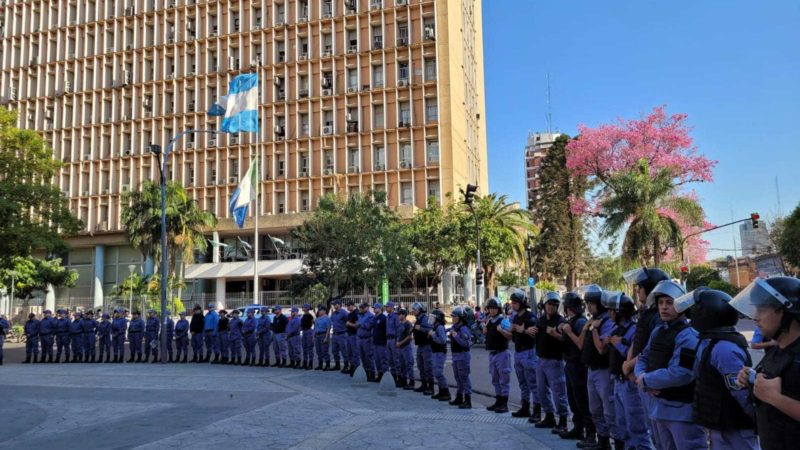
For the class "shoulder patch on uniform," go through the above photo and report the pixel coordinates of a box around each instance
[724,373,743,390]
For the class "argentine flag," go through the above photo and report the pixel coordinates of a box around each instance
[229,155,258,228]
[209,73,259,133]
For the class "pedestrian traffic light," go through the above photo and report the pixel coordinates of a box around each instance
[751,212,760,229]
[464,184,478,206]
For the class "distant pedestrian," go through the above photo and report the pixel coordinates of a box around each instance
[329,299,348,372]
[0,314,9,365]
[411,302,433,394]
[243,309,258,366]
[111,308,127,363]
[203,303,220,363]
[486,298,512,413]
[286,306,302,368]
[385,302,401,384]
[228,310,244,365]
[429,309,450,401]
[372,303,388,382]
[144,309,160,363]
[257,307,273,367]
[217,310,230,364]
[301,304,315,370]
[356,302,376,380]
[69,311,84,362]
[55,309,71,363]
[345,301,360,375]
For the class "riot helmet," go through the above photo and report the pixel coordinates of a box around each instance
[623,267,671,295]
[562,292,584,313]
[647,280,687,307]
[674,288,738,332]
[510,289,529,309]
[544,291,561,305]
[603,291,636,320]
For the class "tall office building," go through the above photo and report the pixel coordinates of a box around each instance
[740,221,771,257]
[0,0,488,306]
[524,131,559,214]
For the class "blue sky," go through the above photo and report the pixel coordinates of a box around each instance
[482,0,800,260]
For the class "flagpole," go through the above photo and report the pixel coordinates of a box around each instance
[253,71,261,306]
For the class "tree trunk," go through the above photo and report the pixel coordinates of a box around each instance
[653,238,661,266]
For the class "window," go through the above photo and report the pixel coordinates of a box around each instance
[277,155,285,176]
[373,146,385,170]
[372,65,384,88]
[299,75,309,97]
[299,153,309,175]
[398,61,409,83]
[400,143,412,165]
[298,1,309,20]
[349,149,360,172]
[347,68,358,89]
[427,180,440,203]
[424,58,437,81]
[372,26,383,49]
[322,0,333,17]
[300,191,310,211]
[426,99,438,122]
[276,4,286,24]
[324,150,334,170]
[373,105,384,129]
[397,22,409,45]
[277,192,285,214]
[399,102,411,126]
[322,33,333,53]
[299,38,309,58]
[300,113,309,136]
[400,182,412,205]
[347,30,358,52]
[230,160,239,177]
[426,140,439,163]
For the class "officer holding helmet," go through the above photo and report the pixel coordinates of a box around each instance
[733,276,800,450]
[634,280,705,450]
[676,287,757,450]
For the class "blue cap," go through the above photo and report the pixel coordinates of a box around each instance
[302,303,311,309]
[207,303,215,308]
[57,309,64,314]
[44,309,52,315]
[179,311,187,316]
[386,302,396,308]
[291,306,299,313]
[261,307,269,312]
[101,313,110,319]
[148,309,156,314]
[373,302,382,309]
[332,298,342,305]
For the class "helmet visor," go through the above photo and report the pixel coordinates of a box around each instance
[646,280,686,307]
[601,291,622,309]
[576,284,603,298]
[673,290,697,314]
[622,268,648,285]
[730,278,792,319]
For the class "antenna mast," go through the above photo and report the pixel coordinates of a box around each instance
[546,73,553,134]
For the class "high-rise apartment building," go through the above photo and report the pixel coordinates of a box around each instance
[739,221,771,257]
[524,131,559,213]
[0,0,488,307]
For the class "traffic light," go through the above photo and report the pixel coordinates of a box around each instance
[464,184,478,206]
[751,212,760,229]
[680,265,689,279]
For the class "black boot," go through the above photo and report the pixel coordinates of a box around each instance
[436,388,451,402]
[396,377,405,388]
[182,354,188,363]
[306,361,313,370]
[430,387,439,399]
[212,355,219,364]
[168,356,173,363]
[560,425,584,440]
[529,403,542,424]
[404,378,415,390]
[584,435,610,450]
[613,439,625,450]
[535,413,556,428]
[413,380,426,393]
[332,362,341,372]
[459,394,472,409]
[324,362,331,371]
[552,415,569,434]
[448,393,464,406]
[250,357,256,367]
[486,395,500,412]
[137,354,144,363]
[315,362,324,370]
[23,356,31,364]
[511,400,531,418]
[494,396,509,413]
[577,432,598,449]
[127,355,135,363]
[96,355,103,363]
[152,355,159,363]
[374,372,383,383]
[423,380,434,396]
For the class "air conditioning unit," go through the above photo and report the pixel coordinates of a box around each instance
[324,169,333,175]
[70,20,78,26]
[298,53,308,61]
[29,56,38,66]
[374,164,385,171]
[97,221,108,231]
[322,11,332,19]
[425,27,436,40]
[106,46,114,53]
[322,50,332,57]
[347,86,358,94]
[186,142,195,149]
[167,0,176,8]
[208,139,217,147]
[250,59,261,68]
[229,177,238,184]
[209,29,218,37]
[121,184,130,192]
[346,113,355,122]
[349,165,360,173]
[102,188,110,195]
[208,179,216,186]
[299,171,308,177]
[82,190,89,196]
[276,19,285,27]
[298,16,308,23]
[398,79,409,87]
[187,70,195,76]
[144,111,152,118]
[188,101,195,110]
[166,73,174,80]
[397,37,408,47]
[274,125,285,135]
[348,45,358,54]
[400,161,410,169]
[82,153,91,160]
[273,76,283,86]
[322,125,333,135]
[230,135,239,144]
[371,1,383,10]
[298,89,309,98]
[121,114,129,121]
[126,44,133,51]
[68,53,76,60]
[228,57,239,70]
[322,89,332,96]
[396,0,407,5]
[125,6,135,15]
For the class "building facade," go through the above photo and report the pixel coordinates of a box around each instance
[739,221,771,257]
[0,0,488,308]
[524,131,559,213]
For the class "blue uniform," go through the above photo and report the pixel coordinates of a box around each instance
[39,316,56,360]
[229,316,244,361]
[346,309,361,368]
[315,315,331,365]
[635,319,705,450]
[330,308,348,366]
[397,320,415,381]
[175,318,189,360]
[431,323,449,390]
[243,316,258,363]
[97,319,112,360]
[286,315,302,364]
[24,318,41,359]
[357,310,376,373]
[385,311,400,377]
[82,317,97,360]
[55,316,71,361]
[301,312,315,366]
[587,312,620,440]
[128,317,145,359]
[257,314,273,365]
[415,312,434,385]
[69,317,84,359]
[112,317,128,360]
[373,312,389,373]
[535,312,569,416]
[610,320,653,450]
[511,310,540,409]
[164,317,174,361]
[271,313,289,363]
[144,316,160,360]
[0,317,8,363]
[450,323,473,395]
[204,310,220,359]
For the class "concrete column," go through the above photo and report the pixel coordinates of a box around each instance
[212,231,221,263]
[93,245,105,308]
[144,255,155,276]
[215,278,226,310]
[45,283,55,312]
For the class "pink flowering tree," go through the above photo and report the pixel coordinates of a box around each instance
[566,106,716,265]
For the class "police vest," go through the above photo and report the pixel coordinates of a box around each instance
[218,317,230,332]
[450,324,469,354]
[581,317,610,370]
[645,321,695,403]
[755,335,800,450]
[609,322,634,377]
[512,310,536,352]
[564,315,586,364]
[413,314,431,345]
[692,331,754,431]
[536,313,566,360]
[631,307,659,357]
[485,316,508,352]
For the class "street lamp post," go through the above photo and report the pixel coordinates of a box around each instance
[525,235,535,303]
[150,129,218,363]
[128,264,136,313]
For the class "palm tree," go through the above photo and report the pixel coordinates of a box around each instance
[600,159,703,266]
[120,180,217,287]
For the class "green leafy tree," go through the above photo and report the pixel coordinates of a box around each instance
[530,135,591,289]
[685,265,722,291]
[708,279,739,296]
[778,204,800,276]
[496,269,524,287]
[404,197,463,290]
[585,255,626,291]
[600,160,704,266]
[0,256,77,301]
[0,109,82,269]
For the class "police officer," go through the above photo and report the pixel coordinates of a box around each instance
[96,312,111,363]
[144,309,160,363]
[204,303,220,363]
[257,307,273,367]
[509,289,541,421]
[603,292,650,450]
[314,305,331,370]
[733,276,800,450]
[356,302,376,380]
[634,280,705,450]
[557,292,592,441]
[80,310,96,362]
[0,314,8,365]
[429,309,450,400]
[397,308,416,389]
[175,311,190,363]
[533,292,569,430]
[55,309,71,363]
[345,301,361,375]
[449,306,473,409]
[23,312,40,364]
[128,310,145,363]
[301,303,315,370]
[286,306,302,368]
[69,311,84,362]
[164,312,175,363]
[676,288,756,450]
[189,305,205,362]
[271,306,289,367]
[242,309,257,366]
[579,285,618,450]
[111,308,127,363]
[39,310,56,363]
[329,299,348,372]
[411,302,433,394]
[225,309,241,365]
[486,298,513,413]
[217,310,230,364]
[373,303,389,382]
[385,302,401,383]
